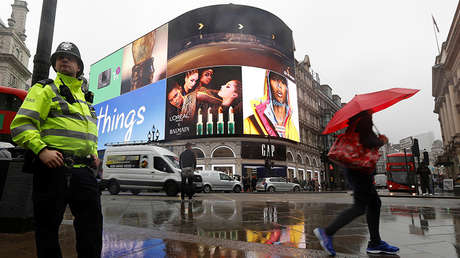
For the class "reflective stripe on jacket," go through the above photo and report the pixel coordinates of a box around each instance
[10,73,98,157]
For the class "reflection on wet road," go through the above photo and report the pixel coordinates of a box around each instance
[101,197,460,257]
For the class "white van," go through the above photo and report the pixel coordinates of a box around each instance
[200,170,243,193]
[102,145,203,196]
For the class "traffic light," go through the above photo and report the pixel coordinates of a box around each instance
[328,162,335,172]
[411,138,420,157]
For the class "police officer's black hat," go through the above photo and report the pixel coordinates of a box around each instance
[50,42,84,77]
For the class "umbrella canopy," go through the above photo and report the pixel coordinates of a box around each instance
[322,88,419,135]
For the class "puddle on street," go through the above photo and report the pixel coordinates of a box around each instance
[102,199,460,256]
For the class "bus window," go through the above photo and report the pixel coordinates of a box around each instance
[387,156,414,163]
[0,93,22,111]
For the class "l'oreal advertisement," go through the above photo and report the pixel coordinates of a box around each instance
[165,66,243,139]
[94,80,166,150]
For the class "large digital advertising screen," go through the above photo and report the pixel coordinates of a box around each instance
[95,80,165,149]
[89,4,298,149]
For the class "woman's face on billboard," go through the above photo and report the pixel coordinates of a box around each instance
[270,77,287,104]
[200,69,214,86]
[218,80,238,100]
[184,72,199,93]
[168,87,184,109]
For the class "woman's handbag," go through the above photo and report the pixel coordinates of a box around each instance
[327,121,381,174]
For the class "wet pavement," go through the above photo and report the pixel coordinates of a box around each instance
[2,192,460,257]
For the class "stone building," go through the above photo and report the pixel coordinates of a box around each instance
[0,0,31,90]
[432,2,460,178]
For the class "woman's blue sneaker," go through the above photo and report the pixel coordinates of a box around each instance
[366,240,399,254]
[314,228,336,256]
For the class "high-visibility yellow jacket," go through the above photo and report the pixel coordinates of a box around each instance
[10,73,98,157]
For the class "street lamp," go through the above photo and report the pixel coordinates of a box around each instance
[147,124,160,143]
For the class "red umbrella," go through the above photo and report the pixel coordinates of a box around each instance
[322,88,420,135]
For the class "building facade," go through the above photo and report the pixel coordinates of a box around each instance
[432,2,460,178]
[0,0,31,90]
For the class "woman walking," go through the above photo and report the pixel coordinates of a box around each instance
[314,111,399,256]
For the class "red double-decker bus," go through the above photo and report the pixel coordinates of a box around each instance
[386,153,417,192]
[0,86,27,143]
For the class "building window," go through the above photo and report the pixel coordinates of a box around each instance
[287,152,294,162]
[9,74,17,88]
[297,154,303,164]
[211,164,235,177]
[192,148,205,159]
[212,146,235,158]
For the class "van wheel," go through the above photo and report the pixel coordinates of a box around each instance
[203,185,212,193]
[165,182,178,196]
[268,186,275,192]
[108,180,120,195]
[131,189,141,195]
[233,185,241,193]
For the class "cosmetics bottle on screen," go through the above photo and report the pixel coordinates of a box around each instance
[217,107,224,134]
[206,107,213,135]
[228,106,235,134]
[196,107,203,135]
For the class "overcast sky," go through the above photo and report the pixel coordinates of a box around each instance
[1,0,458,143]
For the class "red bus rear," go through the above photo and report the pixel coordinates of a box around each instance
[386,153,416,192]
[0,86,27,143]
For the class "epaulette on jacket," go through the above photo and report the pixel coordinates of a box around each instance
[35,79,54,88]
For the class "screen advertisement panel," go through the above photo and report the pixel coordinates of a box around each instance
[165,66,243,139]
[121,24,168,95]
[89,48,124,104]
[95,80,166,149]
[89,5,299,147]
[167,5,295,81]
[242,67,299,142]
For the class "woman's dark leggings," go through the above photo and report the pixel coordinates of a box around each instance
[325,169,382,246]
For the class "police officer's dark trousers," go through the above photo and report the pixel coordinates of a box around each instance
[33,160,103,258]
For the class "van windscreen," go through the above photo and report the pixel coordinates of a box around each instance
[165,155,180,168]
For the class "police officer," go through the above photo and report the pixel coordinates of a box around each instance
[10,42,102,258]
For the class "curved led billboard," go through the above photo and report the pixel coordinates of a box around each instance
[89,4,298,149]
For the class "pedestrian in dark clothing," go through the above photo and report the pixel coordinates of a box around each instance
[301,179,306,191]
[251,176,257,192]
[10,42,102,258]
[314,111,399,256]
[179,142,196,201]
[293,177,300,185]
[418,162,432,195]
[243,176,249,192]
